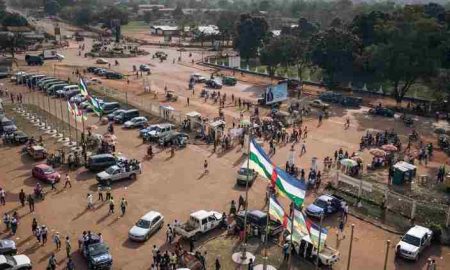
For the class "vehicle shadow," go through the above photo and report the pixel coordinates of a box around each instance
[75,170,94,181]
[121,238,144,249]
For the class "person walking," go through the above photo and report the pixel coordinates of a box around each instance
[98,186,104,201]
[203,160,208,174]
[105,188,111,201]
[53,232,61,251]
[237,195,245,212]
[27,195,34,212]
[87,193,93,209]
[338,217,345,240]
[0,187,6,205]
[108,197,115,214]
[64,174,72,188]
[50,178,56,191]
[215,257,221,270]
[41,225,48,245]
[120,198,127,216]
[187,97,190,106]
[66,257,75,270]
[10,217,17,235]
[19,189,25,207]
[32,218,37,234]
[248,258,254,270]
[152,245,159,265]
[301,141,307,155]
[65,236,71,258]
[3,213,10,230]
[47,253,57,270]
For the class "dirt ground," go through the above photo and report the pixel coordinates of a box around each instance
[1,16,450,270]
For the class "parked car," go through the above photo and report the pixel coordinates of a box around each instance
[101,102,120,114]
[107,109,126,121]
[32,164,61,183]
[143,123,174,142]
[319,91,343,103]
[139,64,151,72]
[0,239,17,255]
[128,211,164,241]
[174,210,223,239]
[96,58,109,64]
[80,233,112,269]
[158,132,188,147]
[305,194,345,218]
[395,225,433,261]
[191,73,206,83]
[123,116,148,129]
[70,94,87,105]
[64,89,81,100]
[114,109,139,124]
[104,72,123,80]
[309,99,330,109]
[222,76,237,86]
[96,163,141,186]
[3,130,28,144]
[0,254,32,269]
[47,84,68,96]
[235,210,283,237]
[138,124,161,137]
[0,117,17,134]
[205,79,222,89]
[87,66,98,73]
[85,154,120,172]
[368,107,395,117]
[236,168,258,186]
[93,68,107,75]
[25,54,44,65]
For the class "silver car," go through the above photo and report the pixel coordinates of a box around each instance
[128,211,164,241]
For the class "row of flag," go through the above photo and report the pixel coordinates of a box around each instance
[269,196,328,251]
[66,78,104,121]
[247,138,327,250]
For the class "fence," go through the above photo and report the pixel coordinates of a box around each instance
[332,171,450,228]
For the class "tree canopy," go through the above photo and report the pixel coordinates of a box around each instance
[234,14,269,61]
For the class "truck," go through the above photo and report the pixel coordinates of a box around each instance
[96,162,141,186]
[235,210,283,237]
[80,233,113,269]
[286,234,340,267]
[25,55,44,66]
[39,50,63,60]
[174,210,223,239]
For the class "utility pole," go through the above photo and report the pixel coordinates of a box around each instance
[346,224,355,270]
[383,240,391,270]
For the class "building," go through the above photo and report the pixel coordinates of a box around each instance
[137,4,166,16]
[150,25,179,36]
[196,25,220,36]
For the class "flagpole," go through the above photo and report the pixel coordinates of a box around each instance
[67,101,72,142]
[288,203,295,270]
[263,187,271,270]
[315,212,324,270]
[59,97,64,137]
[241,128,252,260]
[74,111,78,144]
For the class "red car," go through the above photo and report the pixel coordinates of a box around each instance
[32,164,60,183]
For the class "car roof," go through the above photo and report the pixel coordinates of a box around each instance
[35,163,50,169]
[141,211,162,221]
[0,256,6,264]
[317,194,335,201]
[407,225,431,237]
[90,154,114,159]
[249,210,266,218]
[191,210,214,220]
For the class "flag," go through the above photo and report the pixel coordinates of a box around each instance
[248,139,274,180]
[306,219,328,252]
[268,196,289,228]
[73,103,87,122]
[286,217,307,243]
[273,168,306,207]
[79,78,88,97]
[67,101,75,115]
[293,209,309,236]
[86,95,103,116]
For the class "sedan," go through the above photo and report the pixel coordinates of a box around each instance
[107,109,126,121]
[123,117,148,129]
[309,99,330,109]
[129,211,164,241]
[32,164,60,183]
[305,194,344,218]
[139,64,151,72]
[0,254,32,269]
[96,58,109,64]
[0,239,17,255]
[236,168,258,186]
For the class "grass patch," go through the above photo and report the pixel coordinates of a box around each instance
[122,21,149,34]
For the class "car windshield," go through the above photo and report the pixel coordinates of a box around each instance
[42,166,55,174]
[136,219,151,229]
[2,120,13,126]
[105,167,116,174]
[239,168,253,175]
[314,199,329,209]
[89,243,108,256]
[402,234,421,247]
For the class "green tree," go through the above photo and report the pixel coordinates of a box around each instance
[259,37,284,79]
[44,0,61,16]
[234,13,269,62]
[99,5,129,25]
[74,7,94,26]
[2,12,28,26]
[368,10,445,104]
[311,27,360,87]
[216,11,238,46]
[351,11,388,47]
[0,33,26,59]
[173,5,183,20]
[259,0,270,11]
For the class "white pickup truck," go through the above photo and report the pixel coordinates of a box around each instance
[286,234,340,266]
[174,210,223,239]
[96,163,142,186]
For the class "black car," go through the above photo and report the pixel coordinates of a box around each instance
[158,132,189,147]
[205,79,223,89]
[104,72,123,79]
[107,109,126,121]
[87,66,98,73]
[3,130,28,144]
[85,154,118,172]
[101,102,120,114]
[139,64,151,72]
[369,107,395,117]
[113,109,139,124]
[0,117,17,134]
[235,210,283,237]
[81,233,112,269]
[0,239,17,255]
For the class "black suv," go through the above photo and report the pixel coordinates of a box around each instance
[85,154,118,172]
[81,233,113,269]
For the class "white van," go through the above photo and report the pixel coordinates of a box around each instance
[56,85,78,97]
